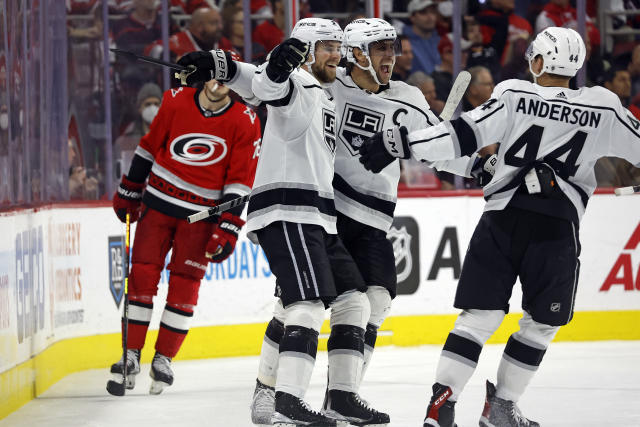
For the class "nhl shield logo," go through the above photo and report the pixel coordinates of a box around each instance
[108,236,126,308]
[387,216,420,295]
[339,103,385,155]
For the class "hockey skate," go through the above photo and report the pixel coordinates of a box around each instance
[251,379,275,425]
[108,349,141,392]
[149,352,174,395]
[271,391,337,426]
[423,382,457,427]
[323,389,390,426]
[479,380,539,427]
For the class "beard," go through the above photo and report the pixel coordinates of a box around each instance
[312,63,336,83]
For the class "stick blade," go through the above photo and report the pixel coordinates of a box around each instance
[106,379,126,396]
[440,70,471,120]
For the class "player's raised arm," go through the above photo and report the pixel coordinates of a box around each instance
[604,95,640,168]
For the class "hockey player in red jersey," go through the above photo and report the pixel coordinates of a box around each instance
[108,78,261,395]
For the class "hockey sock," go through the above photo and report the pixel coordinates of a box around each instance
[496,315,558,402]
[126,298,153,349]
[155,303,194,358]
[357,323,378,389]
[328,324,365,392]
[276,325,319,398]
[257,317,285,387]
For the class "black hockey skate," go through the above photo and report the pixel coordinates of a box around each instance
[271,391,337,426]
[251,379,275,425]
[107,349,141,394]
[323,389,390,426]
[423,382,458,427]
[479,380,539,427]
[149,352,173,395]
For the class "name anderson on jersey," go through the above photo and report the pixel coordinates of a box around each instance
[515,97,602,128]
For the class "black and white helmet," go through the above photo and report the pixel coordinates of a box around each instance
[526,27,586,79]
[290,18,343,65]
[343,18,398,85]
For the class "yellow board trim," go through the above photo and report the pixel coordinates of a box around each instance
[2,310,639,420]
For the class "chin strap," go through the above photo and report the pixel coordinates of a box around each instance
[355,54,384,86]
[528,58,543,84]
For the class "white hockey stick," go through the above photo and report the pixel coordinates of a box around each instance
[439,70,471,121]
[614,185,640,196]
[187,194,251,223]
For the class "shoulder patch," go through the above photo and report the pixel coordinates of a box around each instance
[170,87,184,97]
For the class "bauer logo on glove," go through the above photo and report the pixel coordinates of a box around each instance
[205,212,245,263]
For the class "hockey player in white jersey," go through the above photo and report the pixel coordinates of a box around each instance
[359,27,640,427]
[179,18,389,426]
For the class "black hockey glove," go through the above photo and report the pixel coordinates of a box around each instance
[176,49,238,85]
[470,153,497,187]
[359,126,410,173]
[266,38,310,83]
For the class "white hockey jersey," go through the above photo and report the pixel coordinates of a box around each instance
[406,79,640,223]
[330,68,474,231]
[246,65,338,234]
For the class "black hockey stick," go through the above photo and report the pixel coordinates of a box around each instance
[110,48,196,85]
[106,213,131,396]
[187,194,251,224]
[614,185,640,196]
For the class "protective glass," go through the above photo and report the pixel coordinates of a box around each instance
[368,39,402,57]
[316,40,343,56]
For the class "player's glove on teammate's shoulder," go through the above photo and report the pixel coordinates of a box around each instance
[266,38,310,83]
[205,212,246,263]
[471,153,497,187]
[176,49,238,85]
[113,174,145,223]
[359,125,410,173]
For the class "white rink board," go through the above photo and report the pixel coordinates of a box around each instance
[1,194,639,374]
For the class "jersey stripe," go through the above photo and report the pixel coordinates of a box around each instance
[332,174,396,218]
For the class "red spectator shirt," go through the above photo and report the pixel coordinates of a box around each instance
[536,3,600,47]
[146,30,240,61]
[252,20,284,53]
[136,87,261,218]
[479,9,532,65]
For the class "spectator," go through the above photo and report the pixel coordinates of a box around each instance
[406,71,444,115]
[432,33,470,103]
[146,6,227,62]
[477,0,532,67]
[391,35,414,81]
[604,65,638,118]
[112,0,163,55]
[221,0,266,63]
[404,0,441,74]
[535,0,600,49]
[628,44,640,97]
[253,0,285,53]
[114,83,162,183]
[170,0,215,14]
[463,65,495,111]
[68,138,98,200]
[465,14,507,81]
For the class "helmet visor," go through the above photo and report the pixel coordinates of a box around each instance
[367,39,402,57]
[316,40,343,56]
[524,42,536,61]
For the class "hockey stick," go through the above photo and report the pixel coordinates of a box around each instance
[106,213,131,396]
[110,48,196,85]
[187,194,251,224]
[439,70,471,121]
[614,185,640,196]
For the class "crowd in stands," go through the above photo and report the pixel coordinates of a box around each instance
[63,0,640,199]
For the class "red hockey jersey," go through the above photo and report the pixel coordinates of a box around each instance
[135,86,261,218]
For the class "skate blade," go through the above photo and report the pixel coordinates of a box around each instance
[272,412,337,426]
[478,416,494,427]
[149,379,169,395]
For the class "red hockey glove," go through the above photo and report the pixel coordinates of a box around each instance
[205,212,245,263]
[112,175,145,223]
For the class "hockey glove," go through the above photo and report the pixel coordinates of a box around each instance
[358,126,410,173]
[176,49,238,85]
[113,175,145,223]
[205,212,245,263]
[471,153,497,187]
[266,38,310,83]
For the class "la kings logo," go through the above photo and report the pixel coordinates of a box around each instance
[339,103,384,155]
[387,216,420,295]
[323,108,337,155]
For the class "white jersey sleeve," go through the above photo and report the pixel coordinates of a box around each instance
[226,61,260,106]
[599,91,640,166]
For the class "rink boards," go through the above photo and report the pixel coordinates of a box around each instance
[1,194,639,418]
